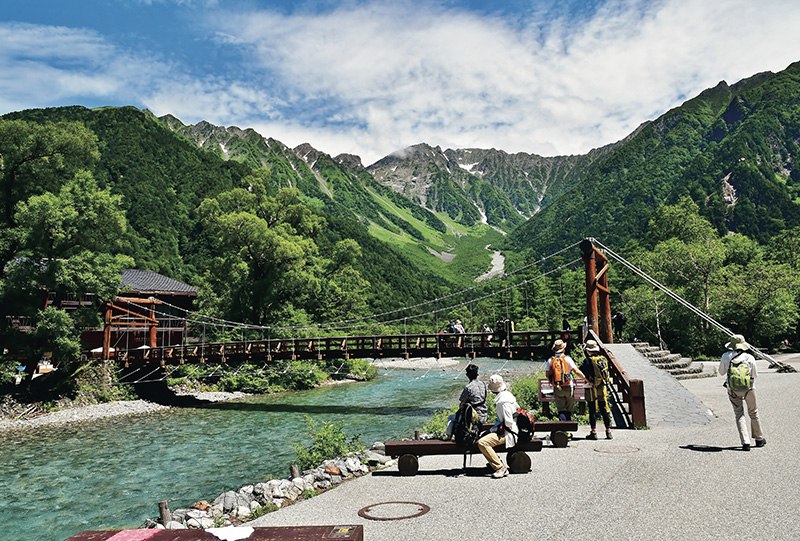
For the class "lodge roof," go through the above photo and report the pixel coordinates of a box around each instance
[120,269,197,295]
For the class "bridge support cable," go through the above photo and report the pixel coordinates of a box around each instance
[588,238,792,371]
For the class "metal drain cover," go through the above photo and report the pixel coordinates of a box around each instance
[594,446,640,454]
[358,501,431,521]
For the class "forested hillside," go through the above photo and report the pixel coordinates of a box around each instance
[0,107,461,335]
[505,63,800,259]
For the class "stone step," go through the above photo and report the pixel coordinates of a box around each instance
[648,353,682,364]
[668,364,702,376]
[654,358,694,371]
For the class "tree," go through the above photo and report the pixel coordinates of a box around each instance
[0,119,100,274]
[0,120,130,389]
[198,170,368,328]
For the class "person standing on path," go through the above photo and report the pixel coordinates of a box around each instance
[477,374,519,478]
[719,334,766,451]
[545,339,586,426]
[580,340,613,440]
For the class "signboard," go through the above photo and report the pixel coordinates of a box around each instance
[538,378,587,401]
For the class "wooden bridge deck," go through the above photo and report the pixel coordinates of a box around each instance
[105,330,574,366]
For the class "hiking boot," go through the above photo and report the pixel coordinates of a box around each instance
[587,431,598,440]
[606,430,613,440]
[491,467,509,478]
[755,439,767,448]
[742,443,751,451]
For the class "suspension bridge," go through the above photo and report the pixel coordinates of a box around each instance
[93,238,791,388]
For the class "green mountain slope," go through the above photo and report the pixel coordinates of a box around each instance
[366,143,619,231]
[1,106,460,316]
[160,116,504,285]
[505,62,800,260]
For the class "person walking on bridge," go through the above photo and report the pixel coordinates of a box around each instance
[719,335,766,451]
[477,374,519,478]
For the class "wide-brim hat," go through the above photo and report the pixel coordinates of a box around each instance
[488,374,506,393]
[725,334,750,351]
[552,339,566,353]
[585,340,600,353]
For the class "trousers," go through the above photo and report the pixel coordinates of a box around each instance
[728,387,764,445]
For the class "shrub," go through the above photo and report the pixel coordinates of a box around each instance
[271,360,328,390]
[291,415,364,471]
[421,402,457,437]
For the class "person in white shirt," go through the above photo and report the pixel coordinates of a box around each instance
[718,334,766,451]
[477,374,519,478]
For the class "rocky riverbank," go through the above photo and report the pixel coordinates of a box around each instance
[140,444,393,530]
[0,391,248,432]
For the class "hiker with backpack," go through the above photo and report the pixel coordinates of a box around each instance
[445,363,488,439]
[545,339,587,427]
[580,340,613,440]
[477,374,520,478]
[719,335,766,451]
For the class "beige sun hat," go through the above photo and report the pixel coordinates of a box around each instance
[585,340,600,353]
[725,334,750,351]
[552,339,566,353]
[488,374,506,393]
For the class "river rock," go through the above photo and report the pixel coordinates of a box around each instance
[165,521,187,530]
[186,516,215,529]
[371,442,386,453]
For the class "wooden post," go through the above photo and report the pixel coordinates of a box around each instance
[149,303,158,348]
[630,379,647,428]
[290,464,301,479]
[102,302,113,360]
[158,501,171,525]
[580,239,599,339]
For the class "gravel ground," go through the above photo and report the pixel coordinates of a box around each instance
[0,391,247,432]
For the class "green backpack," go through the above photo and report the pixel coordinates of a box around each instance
[727,355,752,391]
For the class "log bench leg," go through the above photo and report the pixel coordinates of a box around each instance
[507,451,531,473]
[550,431,570,448]
[398,454,419,476]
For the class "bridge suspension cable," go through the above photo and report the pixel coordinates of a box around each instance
[589,237,791,371]
[114,241,584,336]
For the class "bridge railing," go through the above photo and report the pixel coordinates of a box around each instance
[110,329,577,365]
[589,330,647,428]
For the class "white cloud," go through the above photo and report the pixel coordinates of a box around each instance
[2,1,800,166]
[209,0,800,163]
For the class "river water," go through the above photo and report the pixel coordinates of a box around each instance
[0,358,540,541]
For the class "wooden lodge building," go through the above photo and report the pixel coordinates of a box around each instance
[88,270,198,357]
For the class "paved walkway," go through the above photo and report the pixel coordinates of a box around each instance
[249,350,800,540]
[606,343,716,427]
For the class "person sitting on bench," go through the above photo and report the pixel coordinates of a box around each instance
[477,374,519,478]
[445,363,488,439]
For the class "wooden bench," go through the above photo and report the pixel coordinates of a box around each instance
[483,420,578,448]
[385,438,543,476]
[384,421,577,476]
[67,525,363,540]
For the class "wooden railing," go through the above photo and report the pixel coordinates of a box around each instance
[101,330,576,367]
[590,330,647,428]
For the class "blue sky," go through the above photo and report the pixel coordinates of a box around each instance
[2,0,800,165]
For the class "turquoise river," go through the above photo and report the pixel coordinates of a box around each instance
[0,358,541,541]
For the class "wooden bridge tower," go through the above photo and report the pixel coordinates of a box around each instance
[580,238,613,343]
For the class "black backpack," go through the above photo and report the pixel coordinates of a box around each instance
[453,403,483,471]
[512,407,535,444]
[453,403,481,447]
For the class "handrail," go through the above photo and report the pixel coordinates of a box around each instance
[587,329,647,428]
